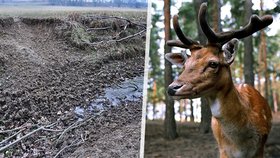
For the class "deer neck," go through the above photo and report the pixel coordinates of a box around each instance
[207,79,247,123]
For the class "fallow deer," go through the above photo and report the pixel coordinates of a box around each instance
[165,3,273,158]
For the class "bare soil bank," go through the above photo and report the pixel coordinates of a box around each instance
[0,13,146,157]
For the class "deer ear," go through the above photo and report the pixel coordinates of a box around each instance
[222,38,239,65]
[165,52,188,68]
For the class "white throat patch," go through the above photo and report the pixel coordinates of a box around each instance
[209,98,221,117]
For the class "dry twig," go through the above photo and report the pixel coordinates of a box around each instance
[0,129,24,146]
[0,123,36,134]
[56,120,80,143]
[0,121,59,152]
[87,15,146,28]
[54,138,84,158]
[0,126,44,152]
[55,113,100,145]
[86,26,111,31]
[88,29,146,46]
[114,29,146,42]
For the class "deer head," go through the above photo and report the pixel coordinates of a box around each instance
[166,3,273,100]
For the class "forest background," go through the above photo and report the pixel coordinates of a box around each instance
[146,0,280,137]
[144,0,280,157]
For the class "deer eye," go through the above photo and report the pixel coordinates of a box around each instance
[208,61,219,69]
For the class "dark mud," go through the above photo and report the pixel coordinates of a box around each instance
[0,13,146,157]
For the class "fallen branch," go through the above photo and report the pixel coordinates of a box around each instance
[54,138,84,158]
[87,23,128,32]
[0,123,36,134]
[56,113,100,144]
[0,127,23,134]
[0,126,44,152]
[0,121,59,152]
[0,111,104,154]
[111,23,130,39]
[88,29,146,46]
[86,26,111,31]
[0,129,24,146]
[114,29,146,42]
[41,128,64,132]
[56,120,80,143]
[87,15,146,28]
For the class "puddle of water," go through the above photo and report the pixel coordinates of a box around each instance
[74,76,143,118]
[104,76,143,106]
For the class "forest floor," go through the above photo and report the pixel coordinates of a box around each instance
[145,112,280,158]
[0,10,146,157]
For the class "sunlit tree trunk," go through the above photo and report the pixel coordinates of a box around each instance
[193,0,211,134]
[236,50,244,83]
[259,0,269,99]
[273,90,279,112]
[179,99,185,122]
[272,72,278,112]
[257,73,262,94]
[244,0,254,86]
[183,99,188,121]
[210,0,222,32]
[164,0,178,140]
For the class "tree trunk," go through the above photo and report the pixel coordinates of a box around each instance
[210,0,222,32]
[199,97,211,133]
[152,81,157,120]
[273,91,278,112]
[179,99,185,122]
[272,72,278,112]
[259,0,269,99]
[243,0,254,86]
[193,0,212,133]
[164,0,178,140]
[190,99,194,122]
[184,99,188,121]
[194,0,207,45]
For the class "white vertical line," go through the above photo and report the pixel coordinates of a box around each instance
[140,0,152,157]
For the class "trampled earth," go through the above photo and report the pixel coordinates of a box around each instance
[0,12,146,157]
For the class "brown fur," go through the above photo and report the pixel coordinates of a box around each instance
[211,84,272,158]
[166,3,273,157]
[166,45,272,158]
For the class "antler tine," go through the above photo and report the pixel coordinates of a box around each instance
[199,2,273,46]
[166,40,191,49]
[217,15,273,45]
[198,3,218,44]
[172,15,200,46]
[167,15,200,49]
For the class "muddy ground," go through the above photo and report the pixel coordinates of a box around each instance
[0,12,146,157]
[144,112,280,158]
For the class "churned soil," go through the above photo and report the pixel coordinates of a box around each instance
[144,112,280,158]
[0,13,146,157]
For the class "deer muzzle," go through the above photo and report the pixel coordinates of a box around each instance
[167,84,183,96]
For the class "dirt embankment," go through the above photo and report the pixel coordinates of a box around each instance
[0,13,146,157]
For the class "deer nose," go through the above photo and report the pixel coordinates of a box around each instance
[167,84,183,96]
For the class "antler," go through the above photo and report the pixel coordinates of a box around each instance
[199,3,273,46]
[167,3,273,49]
[167,15,201,49]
